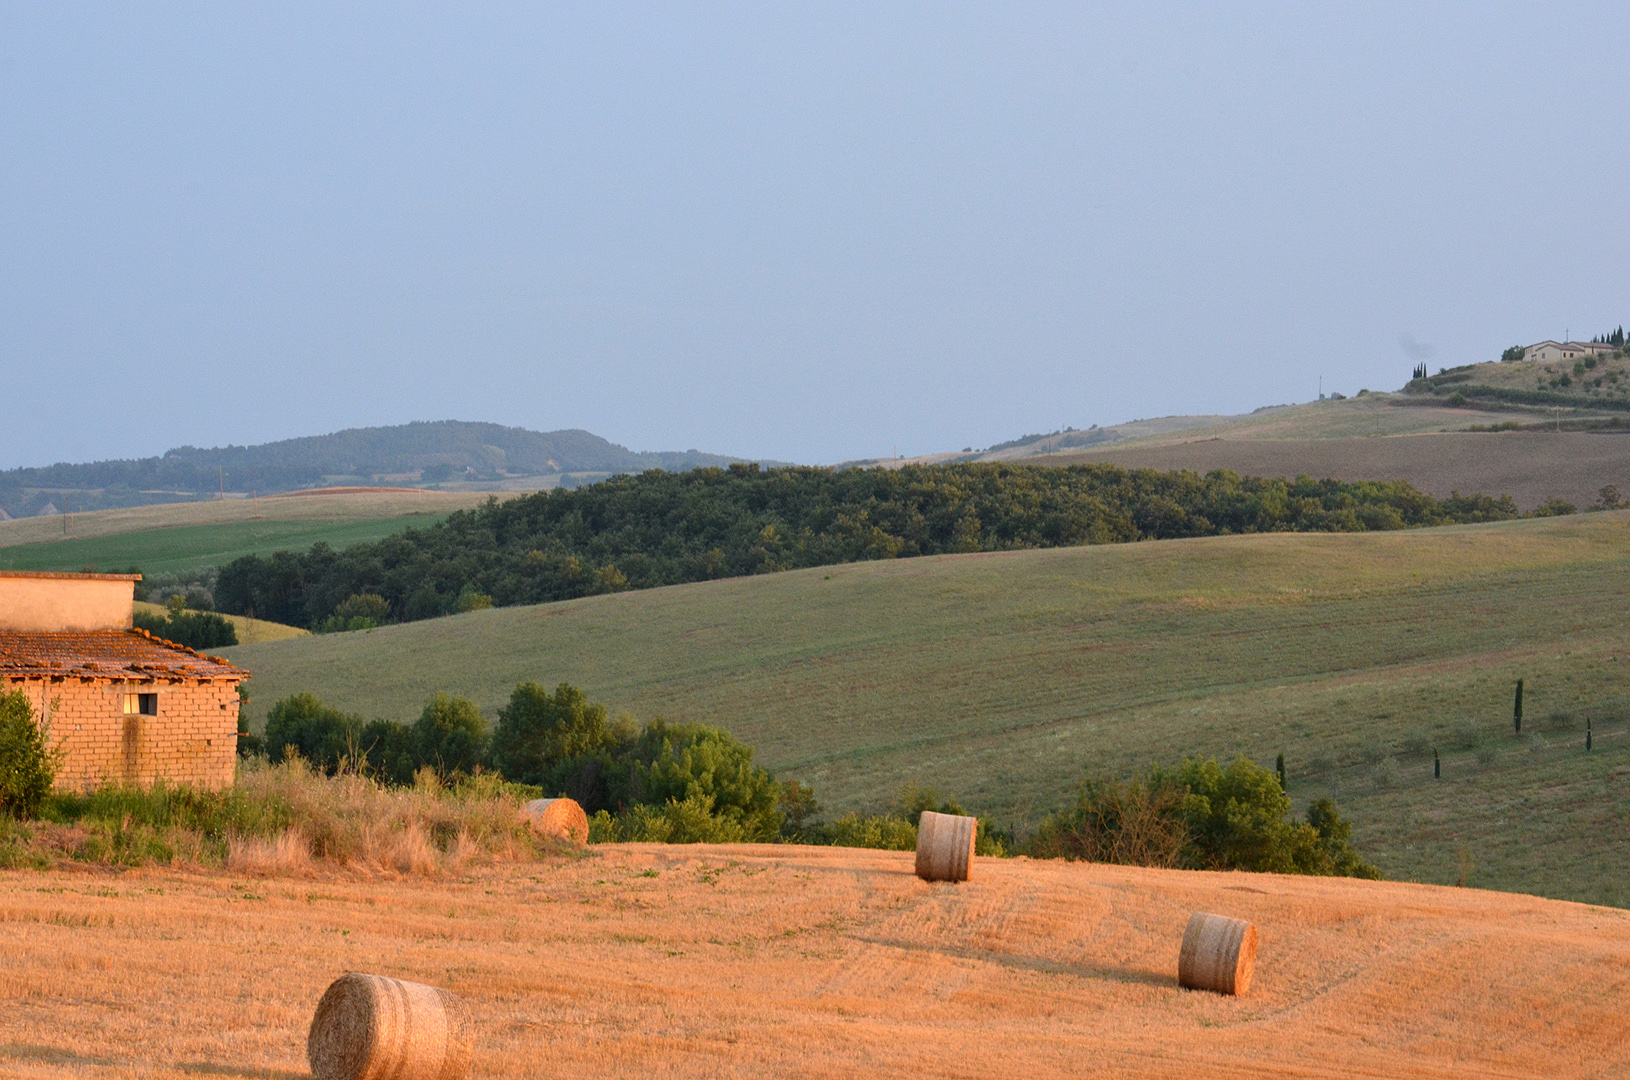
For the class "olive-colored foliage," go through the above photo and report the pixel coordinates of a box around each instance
[132,608,239,649]
[491,682,615,785]
[1028,774,1191,867]
[314,592,391,633]
[625,720,782,842]
[589,792,757,844]
[263,693,362,772]
[263,691,488,784]
[491,682,780,839]
[0,691,60,820]
[1032,757,1379,878]
[489,682,633,809]
[412,693,489,776]
[821,811,918,851]
[1173,756,1379,876]
[889,782,1006,855]
[216,462,1525,627]
[777,780,822,841]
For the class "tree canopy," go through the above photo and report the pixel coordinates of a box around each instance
[217,462,1523,627]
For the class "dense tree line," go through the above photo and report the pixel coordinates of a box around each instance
[254,681,1376,871]
[216,462,1524,627]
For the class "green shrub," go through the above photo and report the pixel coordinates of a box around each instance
[590,792,757,844]
[1543,709,1577,732]
[133,609,238,649]
[263,693,366,772]
[1304,798,1382,878]
[777,780,822,841]
[0,691,60,820]
[490,682,617,789]
[1530,498,1577,517]
[1028,774,1189,867]
[887,782,1006,855]
[627,720,782,842]
[314,593,390,633]
[1033,756,1379,878]
[823,811,918,850]
[411,694,489,777]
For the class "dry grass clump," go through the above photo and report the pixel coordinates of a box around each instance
[224,759,540,878]
[10,758,548,877]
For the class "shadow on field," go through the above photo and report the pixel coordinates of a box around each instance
[180,1063,308,1080]
[1,1043,124,1067]
[853,935,1173,987]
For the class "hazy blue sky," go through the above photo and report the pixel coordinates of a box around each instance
[3,3,1627,467]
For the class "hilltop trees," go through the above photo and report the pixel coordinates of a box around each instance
[216,463,1525,629]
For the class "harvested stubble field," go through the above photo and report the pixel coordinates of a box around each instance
[0,846,1624,1079]
[1036,430,1630,513]
[228,511,1630,906]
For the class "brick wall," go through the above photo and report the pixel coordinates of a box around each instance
[9,676,241,791]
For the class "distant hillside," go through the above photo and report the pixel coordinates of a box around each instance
[1404,350,1630,411]
[0,421,780,517]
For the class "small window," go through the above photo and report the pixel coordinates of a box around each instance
[124,693,157,717]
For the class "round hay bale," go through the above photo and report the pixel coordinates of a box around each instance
[1177,912,1258,996]
[914,810,977,883]
[521,797,589,844]
[308,972,474,1080]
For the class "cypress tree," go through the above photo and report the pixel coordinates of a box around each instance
[1433,748,1440,778]
[1514,679,1523,735]
[1587,717,1592,752]
[1275,753,1286,789]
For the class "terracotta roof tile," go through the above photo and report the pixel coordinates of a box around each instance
[0,629,246,680]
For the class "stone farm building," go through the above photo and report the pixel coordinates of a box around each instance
[0,571,245,790]
[1522,340,1616,364]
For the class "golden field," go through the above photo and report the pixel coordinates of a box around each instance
[0,845,1625,1079]
[133,601,308,645]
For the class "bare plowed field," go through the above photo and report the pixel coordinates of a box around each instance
[1040,430,1630,510]
[1,844,1624,1079]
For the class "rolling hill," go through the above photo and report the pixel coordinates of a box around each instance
[872,385,1630,513]
[0,488,512,573]
[0,419,781,517]
[2,846,1623,1079]
[225,510,1630,907]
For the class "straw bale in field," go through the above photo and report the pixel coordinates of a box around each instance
[914,810,976,882]
[521,797,589,843]
[308,972,474,1080]
[1177,912,1257,996]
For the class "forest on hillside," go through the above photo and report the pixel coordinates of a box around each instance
[0,420,760,517]
[214,461,1532,627]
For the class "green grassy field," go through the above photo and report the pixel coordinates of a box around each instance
[224,511,1630,906]
[0,515,450,574]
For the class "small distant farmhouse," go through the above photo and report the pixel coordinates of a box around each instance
[0,571,245,791]
[1522,340,1616,364]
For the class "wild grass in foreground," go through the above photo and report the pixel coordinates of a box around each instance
[0,760,549,877]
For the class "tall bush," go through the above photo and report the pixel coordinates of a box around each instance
[1032,756,1379,878]
[411,694,489,777]
[0,691,59,820]
[626,720,782,841]
[489,682,627,807]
